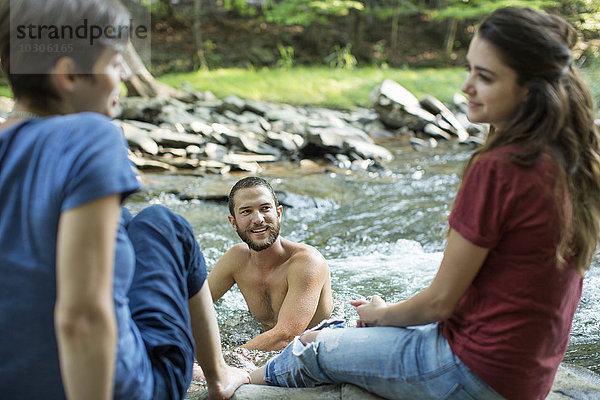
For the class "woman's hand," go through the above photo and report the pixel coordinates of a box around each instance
[350,295,388,327]
[349,230,490,329]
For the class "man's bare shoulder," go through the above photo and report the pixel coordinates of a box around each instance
[224,242,250,258]
[281,238,329,271]
[211,243,249,272]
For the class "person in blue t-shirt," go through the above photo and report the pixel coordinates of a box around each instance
[0,1,249,399]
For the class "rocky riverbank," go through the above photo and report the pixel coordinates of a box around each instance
[186,364,600,400]
[0,79,488,175]
[114,79,486,175]
[1,80,599,176]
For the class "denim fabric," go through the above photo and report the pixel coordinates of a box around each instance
[264,321,505,400]
[123,205,208,400]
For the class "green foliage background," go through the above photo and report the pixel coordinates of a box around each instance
[1,0,598,110]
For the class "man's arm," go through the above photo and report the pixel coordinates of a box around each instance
[55,195,120,400]
[241,251,330,351]
[207,247,239,302]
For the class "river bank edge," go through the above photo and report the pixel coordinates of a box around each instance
[186,363,600,399]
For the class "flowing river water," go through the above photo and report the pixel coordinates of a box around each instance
[126,139,600,375]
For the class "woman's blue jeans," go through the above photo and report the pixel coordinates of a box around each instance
[264,320,505,400]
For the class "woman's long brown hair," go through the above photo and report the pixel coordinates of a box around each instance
[462,7,600,275]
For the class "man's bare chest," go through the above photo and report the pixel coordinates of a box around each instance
[236,272,288,328]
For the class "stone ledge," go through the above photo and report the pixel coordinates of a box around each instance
[187,383,383,400]
[187,364,600,400]
[548,364,600,399]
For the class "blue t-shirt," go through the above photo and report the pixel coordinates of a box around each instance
[0,113,146,398]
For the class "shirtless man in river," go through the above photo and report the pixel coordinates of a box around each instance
[208,177,333,351]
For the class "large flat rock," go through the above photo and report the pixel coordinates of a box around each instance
[548,365,600,399]
[186,364,600,400]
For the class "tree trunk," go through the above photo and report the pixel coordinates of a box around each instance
[162,0,175,20]
[390,3,400,52]
[192,0,207,70]
[444,17,457,56]
[349,8,365,59]
[122,42,185,99]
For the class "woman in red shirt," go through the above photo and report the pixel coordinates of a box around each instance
[250,7,600,400]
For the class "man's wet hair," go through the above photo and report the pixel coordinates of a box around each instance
[228,177,279,216]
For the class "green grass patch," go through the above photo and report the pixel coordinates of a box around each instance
[157,66,468,110]
[0,77,12,98]
[0,86,11,97]
[1,63,597,112]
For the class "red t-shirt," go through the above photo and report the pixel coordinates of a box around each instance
[441,146,583,400]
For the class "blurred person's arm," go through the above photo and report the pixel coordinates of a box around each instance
[189,282,249,399]
[55,195,120,400]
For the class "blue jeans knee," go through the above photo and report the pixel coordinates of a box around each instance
[264,322,505,400]
[126,205,206,297]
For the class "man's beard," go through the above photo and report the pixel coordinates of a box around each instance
[236,221,280,251]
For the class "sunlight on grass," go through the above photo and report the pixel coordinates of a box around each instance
[0,83,11,98]
[158,66,468,109]
[159,63,600,111]
[0,63,596,112]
